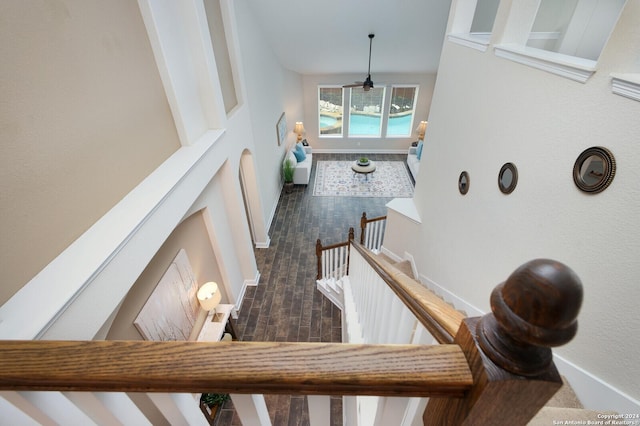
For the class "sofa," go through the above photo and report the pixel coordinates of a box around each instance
[284,144,313,185]
[407,141,423,181]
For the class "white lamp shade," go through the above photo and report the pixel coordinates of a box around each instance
[416,121,428,138]
[294,122,305,135]
[197,282,222,311]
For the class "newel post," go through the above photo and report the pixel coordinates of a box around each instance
[360,212,367,244]
[316,239,323,280]
[424,259,583,425]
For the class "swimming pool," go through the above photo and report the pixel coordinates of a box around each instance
[320,114,412,136]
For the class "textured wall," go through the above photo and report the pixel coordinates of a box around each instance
[399,0,640,408]
[0,1,180,303]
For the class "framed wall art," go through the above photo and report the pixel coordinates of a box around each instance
[134,249,200,341]
[276,112,287,146]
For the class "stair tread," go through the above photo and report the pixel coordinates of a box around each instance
[545,377,583,409]
[529,407,617,425]
[393,260,415,279]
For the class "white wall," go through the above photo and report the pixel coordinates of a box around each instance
[385,0,640,413]
[234,0,304,230]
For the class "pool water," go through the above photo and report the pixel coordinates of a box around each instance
[320,114,412,136]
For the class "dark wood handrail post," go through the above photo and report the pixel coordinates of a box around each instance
[347,227,354,275]
[316,239,323,280]
[424,259,583,425]
[360,212,367,244]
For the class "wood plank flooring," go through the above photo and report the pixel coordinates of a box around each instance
[216,153,410,426]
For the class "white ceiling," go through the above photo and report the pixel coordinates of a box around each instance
[243,0,453,75]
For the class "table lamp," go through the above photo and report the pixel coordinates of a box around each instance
[294,122,305,142]
[197,281,222,320]
[416,121,428,140]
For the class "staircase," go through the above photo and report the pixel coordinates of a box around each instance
[314,212,609,425]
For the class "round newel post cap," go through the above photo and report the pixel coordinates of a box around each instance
[478,259,583,376]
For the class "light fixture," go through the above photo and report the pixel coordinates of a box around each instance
[293,122,305,142]
[416,121,428,140]
[197,282,222,318]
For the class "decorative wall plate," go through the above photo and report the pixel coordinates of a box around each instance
[498,163,518,194]
[573,147,616,194]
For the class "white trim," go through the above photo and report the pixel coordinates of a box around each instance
[254,238,271,249]
[309,148,408,154]
[386,198,422,225]
[0,131,225,340]
[494,44,597,83]
[448,33,490,52]
[610,73,640,102]
[235,271,260,316]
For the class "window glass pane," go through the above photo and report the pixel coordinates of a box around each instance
[319,87,343,136]
[526,0,625,61]
[387,86,418,137]
[348,87,385,137]
[470,0,500,34]
[203,0,238,114]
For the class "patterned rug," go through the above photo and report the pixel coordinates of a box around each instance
[313,161,414,197]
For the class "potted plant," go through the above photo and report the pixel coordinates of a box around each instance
[283,158,295,193]
[199,393,230,424]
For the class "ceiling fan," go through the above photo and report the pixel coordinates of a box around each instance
[343,33,376,92]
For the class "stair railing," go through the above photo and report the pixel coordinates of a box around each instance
[348,242,583,425]
[0,249,583,426]
[360,211,386,252]
[315,227,354,281]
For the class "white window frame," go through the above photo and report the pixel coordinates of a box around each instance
[348,87,386,138]
[318,86,345,138]
[386,85,420,138]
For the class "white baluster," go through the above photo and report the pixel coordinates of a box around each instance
[17,391,96,425]
[307,395,330,426]
[63,391,132,425]
[147,393,206,426]
[230,394,271,426]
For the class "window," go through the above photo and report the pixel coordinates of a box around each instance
[448,0,500,50]
[318,87,344,136]
[526,0,626,61]
[203,0,238,114]
[348,87,385,137]
[470,0,500,41]
[386,86,419,137]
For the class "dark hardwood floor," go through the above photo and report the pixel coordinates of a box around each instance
[216,153,410,426]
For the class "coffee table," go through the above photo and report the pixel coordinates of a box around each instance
[351,160,376,181]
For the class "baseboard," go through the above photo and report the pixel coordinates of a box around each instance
[255,237,270,249]
[311,148,408,154]
[235,271,260,318]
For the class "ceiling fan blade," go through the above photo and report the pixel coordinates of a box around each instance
[342,34,376,90]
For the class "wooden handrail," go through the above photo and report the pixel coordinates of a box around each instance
[360,211,386,245]
[350,241,465,344]
[0,341,472,397]
[316,227,354,280]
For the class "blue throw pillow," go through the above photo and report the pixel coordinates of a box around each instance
[416,141,424,160]
[294,143,306,162]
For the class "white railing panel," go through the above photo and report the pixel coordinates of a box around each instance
[346,246,432,426]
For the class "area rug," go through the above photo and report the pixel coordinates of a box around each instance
[313,161,414,197]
